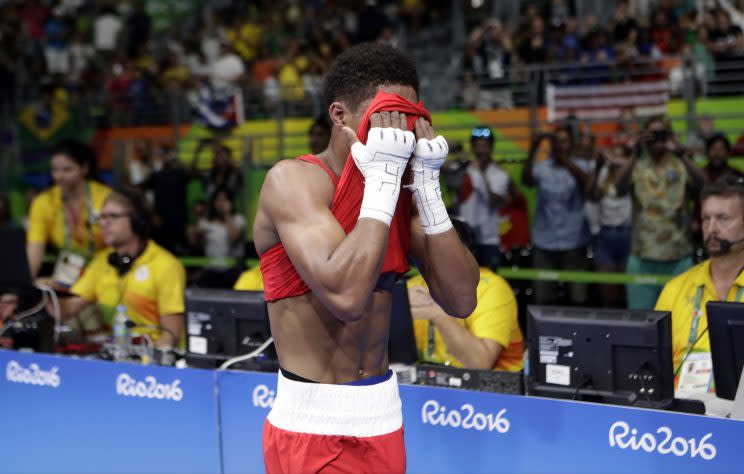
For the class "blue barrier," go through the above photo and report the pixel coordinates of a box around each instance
[3,350,744,474]
[0,350,221,474]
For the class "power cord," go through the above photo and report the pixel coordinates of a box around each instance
[572,375,593,401]
[34,284,62,345]
[219,337,274,370]
[0,285,61,340]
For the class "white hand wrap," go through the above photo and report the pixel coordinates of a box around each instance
[351,127,416,226]
[408,135,453,235]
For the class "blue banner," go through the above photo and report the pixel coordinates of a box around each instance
[0,350,221,474]
[3,350,744,474]
[216,371,744,474]
[217,370,275,474]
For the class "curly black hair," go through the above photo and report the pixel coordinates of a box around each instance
[322,43,419,112]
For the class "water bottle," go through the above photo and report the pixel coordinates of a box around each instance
[113,305,131,360]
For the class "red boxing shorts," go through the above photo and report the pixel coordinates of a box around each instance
[263,370,406,474]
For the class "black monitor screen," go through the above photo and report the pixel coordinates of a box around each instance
[706,301,744,400]
[185,288,272,358]
[527,305,674,409]
[0,228,31,288]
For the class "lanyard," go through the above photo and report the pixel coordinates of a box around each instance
[62,182,95,257]
[687,284,744,346]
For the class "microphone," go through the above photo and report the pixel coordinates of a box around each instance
[715,236,744,254]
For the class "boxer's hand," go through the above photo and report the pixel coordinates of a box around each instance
[411,117,448,175]
[408,117,453,235]
[342,112,415,226]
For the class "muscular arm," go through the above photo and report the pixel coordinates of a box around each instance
[409,219,478,318]
[263,163,390,321]
[406,118,478,318]
[259,114,415,322]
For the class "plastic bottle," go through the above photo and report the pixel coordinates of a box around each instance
[113,305,131,360]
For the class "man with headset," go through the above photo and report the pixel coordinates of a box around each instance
[656,175,744,396]
[57,188,185,350]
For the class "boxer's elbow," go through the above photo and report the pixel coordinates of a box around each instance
[436,287,477,319]
[324,292,367,323]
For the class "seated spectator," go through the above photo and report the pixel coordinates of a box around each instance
[692,133,744,244]
[458,126,511,269]
[464,18,513,110]
[146,145,190,255]
[407,219,524,371]
[192,139,244,204]
[703,133,744,184]
[191,189,245,263]
[616,115,704,309]
[707,8,744,61]
[656,176,744,396]
[522,126,593,305]
[58,188,185,349]
[587,146,634,307]
[0,289,19,323]
[26,139,111,284]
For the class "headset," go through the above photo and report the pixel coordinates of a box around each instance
[106,187,151,276]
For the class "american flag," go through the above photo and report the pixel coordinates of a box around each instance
[546,80,670,122]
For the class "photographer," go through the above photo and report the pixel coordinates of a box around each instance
[616,115,705,309]
[522,125,593,305]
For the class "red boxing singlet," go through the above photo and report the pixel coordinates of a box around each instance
[259,91,432,302]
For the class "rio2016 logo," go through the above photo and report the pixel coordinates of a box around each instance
[5,360,61,388]
[421,400,510,433]
[609,421,716,460]
[115,373,183,401]
[252,385,275,408]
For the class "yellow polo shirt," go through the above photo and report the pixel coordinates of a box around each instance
[233,265,264,291]
[407,268,524,371]
[655,259,744,370]
[71,240,185,344]
[27,180,111,254]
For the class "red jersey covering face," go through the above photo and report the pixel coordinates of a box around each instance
[259,91,432,302]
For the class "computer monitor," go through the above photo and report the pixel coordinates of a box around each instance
[706,301,744,400]
[184,288,274,368]
[0,228,32,288]
[527,305,675,409]
[388,279,418,365]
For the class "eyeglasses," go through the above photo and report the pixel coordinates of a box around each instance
[96,213,130,223]
[471,127,493,138]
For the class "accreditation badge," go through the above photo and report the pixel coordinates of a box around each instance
[676,352,714,396]
[52,250,87,288]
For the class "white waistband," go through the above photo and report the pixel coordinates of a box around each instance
[267,370,403,437]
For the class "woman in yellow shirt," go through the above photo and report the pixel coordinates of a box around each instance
[26,139,112,286]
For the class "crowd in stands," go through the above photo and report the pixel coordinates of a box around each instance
[3,0,744,123]
[462,0,744,108]
[0,0,426,126]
